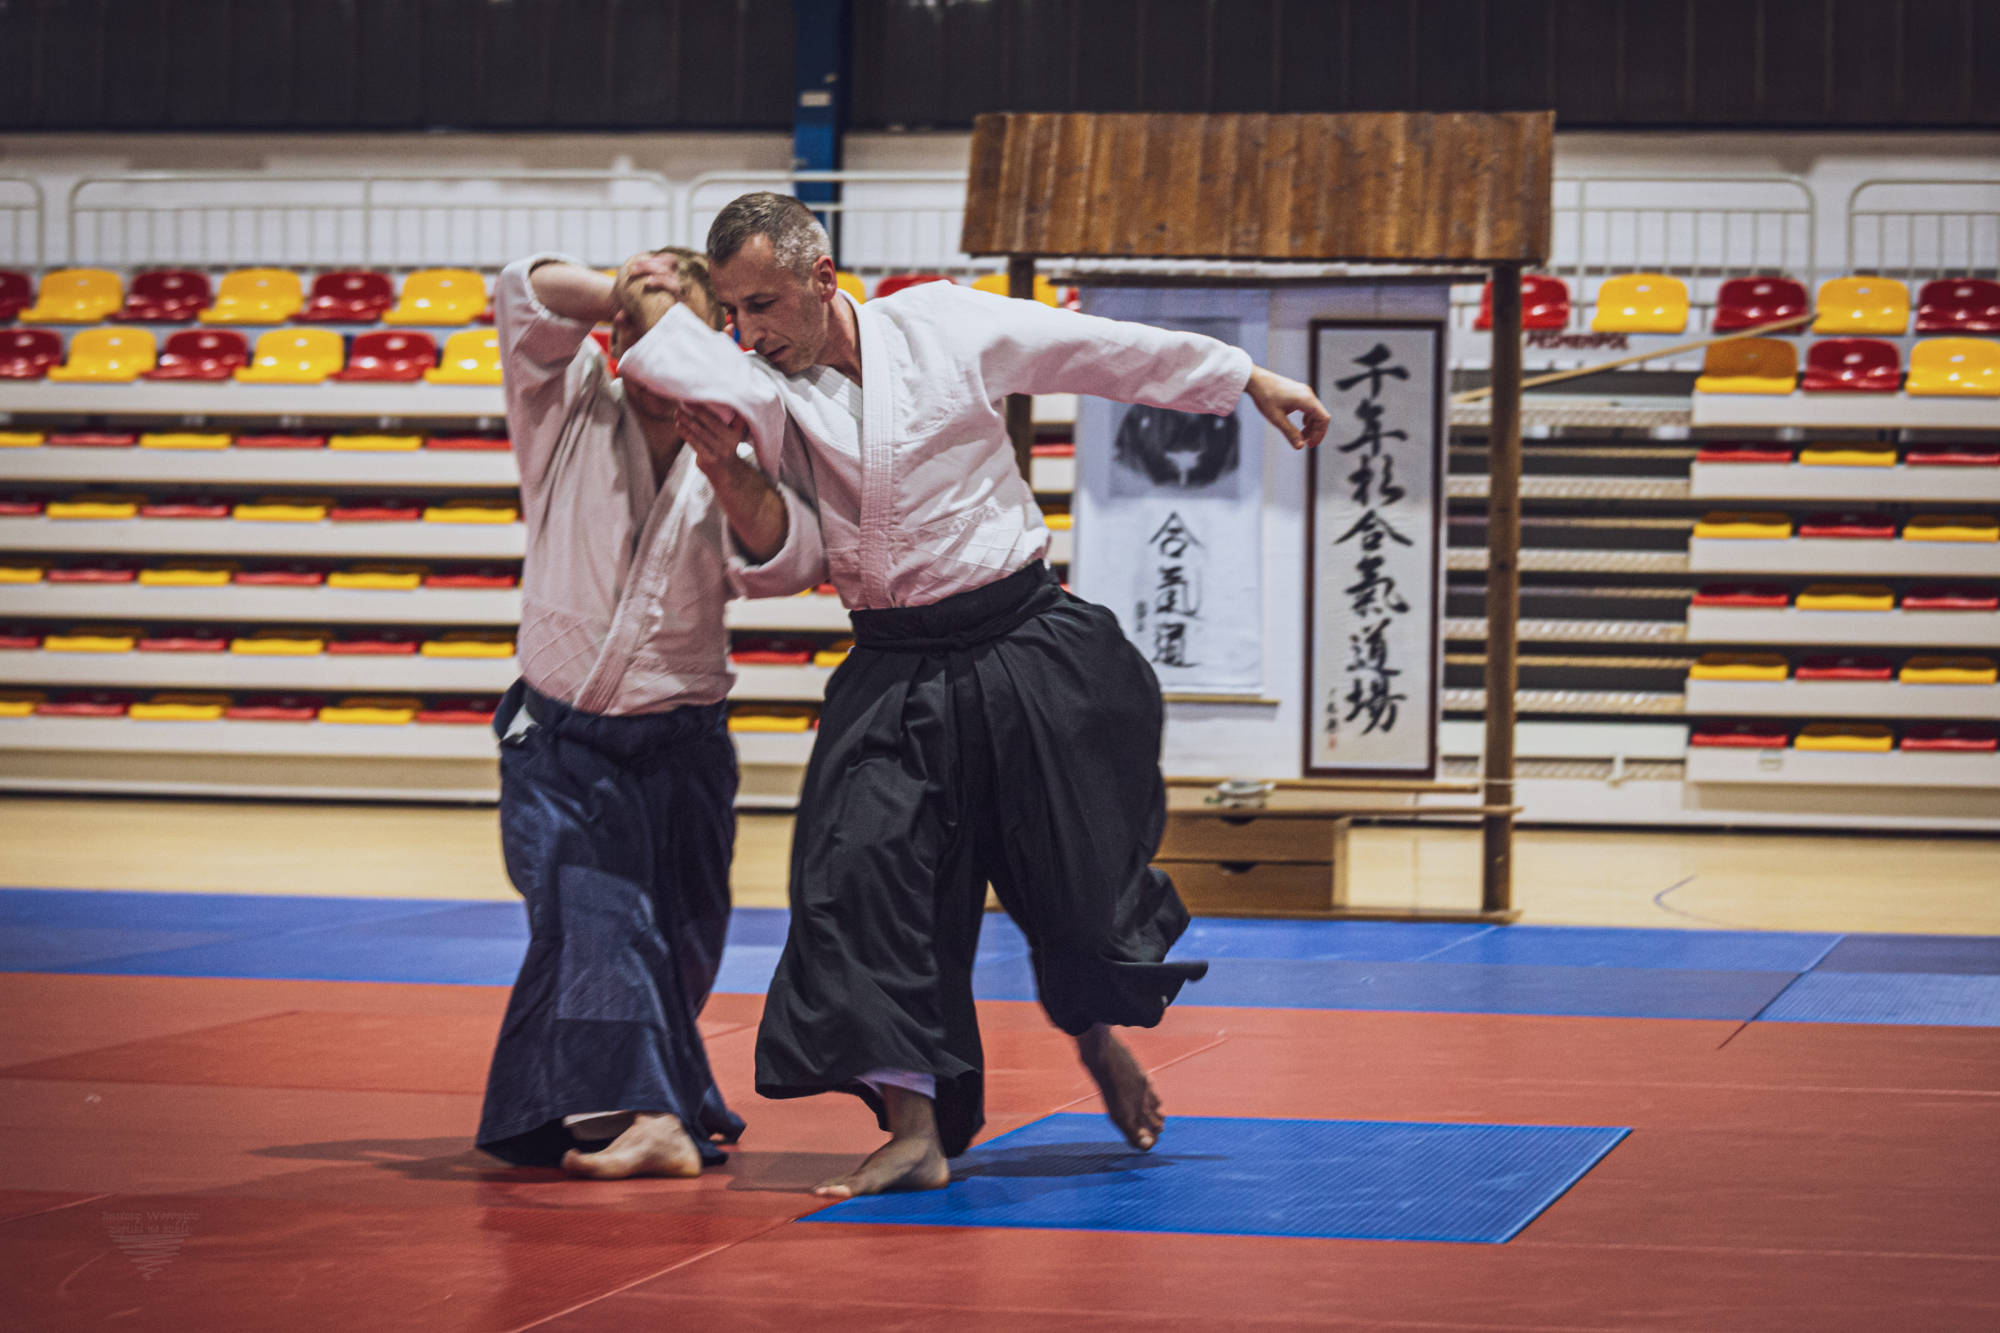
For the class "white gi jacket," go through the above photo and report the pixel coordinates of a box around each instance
[619,283,1253,610]
[497,255,823,713]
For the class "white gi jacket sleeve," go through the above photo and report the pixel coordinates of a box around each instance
[494,254,610,497]
[937,284,1255,415]
[621,306,828,598]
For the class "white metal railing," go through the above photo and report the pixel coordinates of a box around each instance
[66,171,677,270]
[1846,179,2000,283]
[682,169,983,274]
[0,177,44,269]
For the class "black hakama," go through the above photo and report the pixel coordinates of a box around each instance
[754,561,1208,1157]
[477,680,746,1166]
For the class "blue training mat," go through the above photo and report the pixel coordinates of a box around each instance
[807,1112,1630,1243]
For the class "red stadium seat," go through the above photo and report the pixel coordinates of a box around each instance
[37,690,136,717]
[0,495,41,516]
[328,631,419,655]
[1690,583,1790,607]
[111,270,213,323]
[1473,273,1571,331]
[140,496,232,519]
[1689,722,1789,748]
[0,270,30,321]
[226,693,324,721]
[873,274,953,299]
[0,328,63,378]
[1794,653,1892,680]
[1902,586,1998,611]
[1906,446,2000,467]
[329,498,421,522]
[1801,338,1901,392]
[48,431,137,447]
[423,566,517,588]
[1711,277,1809,332]
[1799,512,1896,539]
[138,629,229,653]
[47,561,138,584]
[234,563,326,586]
[297,270,396,323]
[425,435,510,451]
[0,328,64,379]
[332,330,438,382]
[235,434,326,449]
[143,329,250,382]
[1915,278,2000,334]
[730,636,816,665]
[1696,442,1793,463]
[416,696,501,725]
[1902,722,1998,752]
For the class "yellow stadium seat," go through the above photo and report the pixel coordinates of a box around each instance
[1812,276,1909,335]
[320,695,419,724]
[233,496,330,521]
[384,269,488,325]
[728,706,817,733]
[20,268,123,323]
[1794,722,1892,753]
[0,432,45,448]
[836,271,867,303]
[47,494,140,519]
[424,329,501,384]
[139,432,230,450]
[971,272,1062,306]
[130,693,228,721]
[200,268,304,324]
[327,565,425,590]
[1044,511,1074,531]
[1693,338,1797,394]
[1688,652,1789,682]
[1693,511,1791,539]
[1903,514,1999,542]
[1796,584,1894,611]
[139,564,235,587]
[1906,338,2000,396]
[45,629,137,653]
[1591,273,1688,334]
[1900,656,1999,685]
[46,328,157,382]
[1799,445,1895,467]
[329,433,422,452]
[230,630,327,656]
[420,633,517,659]
[423,499,517,524]
[0,691,45,717]
[235,328,345,384]
[813,637,854,668]
[0,564,44,584]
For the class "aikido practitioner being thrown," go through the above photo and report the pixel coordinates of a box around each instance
[475,248,821,1178]
[619,194,1331,1198]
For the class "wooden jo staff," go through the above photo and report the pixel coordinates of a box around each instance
[1451,310,1816,404]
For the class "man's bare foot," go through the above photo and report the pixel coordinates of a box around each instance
[813,1134,950,1200]
[561,1112,703,1179]
[813,1082,951,1200]
[1076,1024,1165,1151]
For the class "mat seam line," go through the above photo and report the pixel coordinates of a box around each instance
[0,1190,114,1228]
[504,1213,801,1333]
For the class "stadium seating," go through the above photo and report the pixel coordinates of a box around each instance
[873,274,953,299]
[1693,338,1796,393]
[384,269,487,325]
[1916,278,2000,333]
[111,270,212,322]
[1812,276,1908,335]
[1801,338,1901,392]
[971,272,1062,306]
[1474,273,1571,331]
[201,269,304,324]
[1711,276,1809,332]
[143,329,249,381]
[1591,273,1688,334]
[234,328,345,383]
[46,327,156,381]
[0,270,31,321]
[298,270,396,323]
[0,329,64,379]
[333,330,437,381]
[1906,338,2000,396]
[20,268,123,323]
[425,329,500,384]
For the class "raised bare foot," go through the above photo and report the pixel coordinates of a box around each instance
[1076,1024,1164,1151]
[561,1112,703,1180]
[812,1134,950,1200]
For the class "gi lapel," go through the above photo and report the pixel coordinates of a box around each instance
[853,293,898,607]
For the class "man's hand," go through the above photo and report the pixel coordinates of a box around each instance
[1246,366,1331,450]
[679,402,790,564]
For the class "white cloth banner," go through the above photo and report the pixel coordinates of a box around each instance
[1074,289,1267,695]
[1305,320,1446,776]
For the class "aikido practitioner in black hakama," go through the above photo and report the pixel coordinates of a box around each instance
[475,248,821,1177]
[620,194,1331,1196]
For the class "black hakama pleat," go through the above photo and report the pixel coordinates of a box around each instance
[754,561,1208,1157]
[477,681,746,1166]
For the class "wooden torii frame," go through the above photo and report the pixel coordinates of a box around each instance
[962,111,1553,916]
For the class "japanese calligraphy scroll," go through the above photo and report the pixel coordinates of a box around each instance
[1305,320,1447,776]
[1075,288,1268,696]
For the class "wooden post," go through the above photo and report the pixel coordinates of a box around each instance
[1481,263,1524,915]
[1004,254,1037,477]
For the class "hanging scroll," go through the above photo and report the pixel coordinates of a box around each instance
[1305,320,1446,776]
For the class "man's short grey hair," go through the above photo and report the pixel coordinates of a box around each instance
[706,192,832,279]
